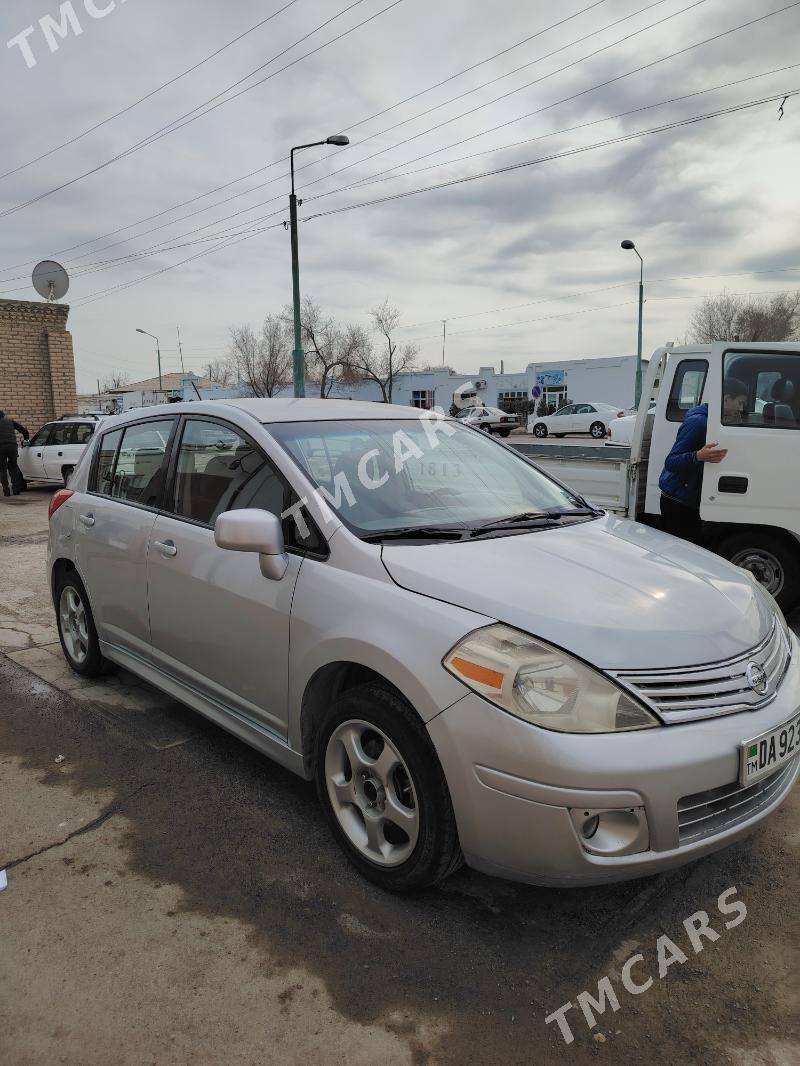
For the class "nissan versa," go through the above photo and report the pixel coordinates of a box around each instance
[47,399,800,891]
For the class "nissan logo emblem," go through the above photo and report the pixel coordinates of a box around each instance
[746,662,769,695]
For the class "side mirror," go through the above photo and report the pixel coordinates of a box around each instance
[214,508,288,581]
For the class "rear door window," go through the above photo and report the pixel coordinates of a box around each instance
[110,420,175,507]
[93,429,123,496]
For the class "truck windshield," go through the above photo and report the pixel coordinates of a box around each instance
[268,417,589,536]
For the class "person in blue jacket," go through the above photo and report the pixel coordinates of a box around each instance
[658,378,748,544]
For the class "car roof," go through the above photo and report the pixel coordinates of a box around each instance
[94,398,444,426]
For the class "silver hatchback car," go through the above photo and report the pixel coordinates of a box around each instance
[48,399,799,891]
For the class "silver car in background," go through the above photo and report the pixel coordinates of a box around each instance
[47,399,799,891]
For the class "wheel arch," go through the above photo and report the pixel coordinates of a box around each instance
[298,661,408,778]
[705,521,800,553]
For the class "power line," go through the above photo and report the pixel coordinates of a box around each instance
[0,0,404,222]
[34,66,797,281]
[65,89,797,308]
[298,0,800,203]
[5,0,719,277]
[0,0,300,183]
[0,0,639,270]
[297,90,800,225]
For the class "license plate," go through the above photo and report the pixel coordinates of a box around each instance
[740,712,800,786]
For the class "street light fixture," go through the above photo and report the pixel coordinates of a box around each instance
[621,239,644,407]
[289,134,350,397]
[135,327,163,394]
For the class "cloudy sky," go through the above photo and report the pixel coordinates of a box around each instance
[1,0,799,391]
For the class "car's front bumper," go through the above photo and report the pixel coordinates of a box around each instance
[427,640,800,887]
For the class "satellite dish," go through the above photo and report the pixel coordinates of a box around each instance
[32,260,69,302]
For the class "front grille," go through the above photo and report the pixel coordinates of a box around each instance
[612,620,791,724]
[677,757,798,844]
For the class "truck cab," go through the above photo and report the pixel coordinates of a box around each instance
[637,342,800,609]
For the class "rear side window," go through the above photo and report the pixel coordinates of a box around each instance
[110,420,175,506]
[93,429,123,495]
[722,350,800,430]
[49,423,73,446]
[73,423,95,444]
[667,359,708,422]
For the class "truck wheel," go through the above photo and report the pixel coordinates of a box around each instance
[590,421,606,439]
[316,683,462,892]
[533,423,548,438]
[717,531,800,613]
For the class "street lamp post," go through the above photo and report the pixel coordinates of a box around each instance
[135,328,163,394]
[621,239,644,407]
[289,134,349,398]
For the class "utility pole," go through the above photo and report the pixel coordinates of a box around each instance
[176,325,185,374]
[442,320,447,365]
[621,240,644,406]
[288,134,349,397]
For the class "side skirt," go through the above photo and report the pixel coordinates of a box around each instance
[100,640,309,779]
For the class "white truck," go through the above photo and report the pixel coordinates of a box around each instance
[512,342,800,612]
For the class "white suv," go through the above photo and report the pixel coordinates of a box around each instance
[18,415,105,487]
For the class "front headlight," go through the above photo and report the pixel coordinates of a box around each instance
[443,624,659,733]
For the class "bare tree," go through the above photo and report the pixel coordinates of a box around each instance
[100,371,130,392]
[285,298,350,398]
[204,359,235,387]
[352,298,417,402]
[228,314,291,397]
[689,291,800,343]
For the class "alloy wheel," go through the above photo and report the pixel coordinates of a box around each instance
[325,719,419,867]
[59,585,89,665]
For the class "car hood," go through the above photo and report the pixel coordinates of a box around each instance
[380,514,772,670]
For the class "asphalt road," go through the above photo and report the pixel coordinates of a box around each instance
[1,490,798,1065]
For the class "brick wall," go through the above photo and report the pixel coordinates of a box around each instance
[0,299,78,433]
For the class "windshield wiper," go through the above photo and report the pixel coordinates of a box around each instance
[470,507,600,538]
[361,526,468,543]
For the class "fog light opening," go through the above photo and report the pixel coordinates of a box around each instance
[569,805,649,856]
[581,813,600,839]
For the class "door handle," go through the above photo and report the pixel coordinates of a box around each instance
[79,513,95,527]
[154,539,178,558]
[58,451,63,456]
[718,476,749,494]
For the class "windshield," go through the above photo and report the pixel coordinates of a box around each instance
[268,417,586,536]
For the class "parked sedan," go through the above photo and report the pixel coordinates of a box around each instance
[48,399,798,892]
[456,405,519,436]
[606,402,657,446]
[528,402,624,439]
[18,415,104,487]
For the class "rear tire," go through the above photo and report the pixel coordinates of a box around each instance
[499,429,511,438]
[590,421,606,439]
[55,571,106,677]
[315,683,462,892]
[533,423,548,439]
[717,530,800,613]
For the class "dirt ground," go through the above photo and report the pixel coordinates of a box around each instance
[1,490,798,1065]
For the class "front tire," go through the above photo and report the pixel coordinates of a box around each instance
[55,571,106,677]
[315,683,462,892]
[479,423,491,433]
[533,423,548,438]
[590,421,606,439]
[717,531,800,613]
